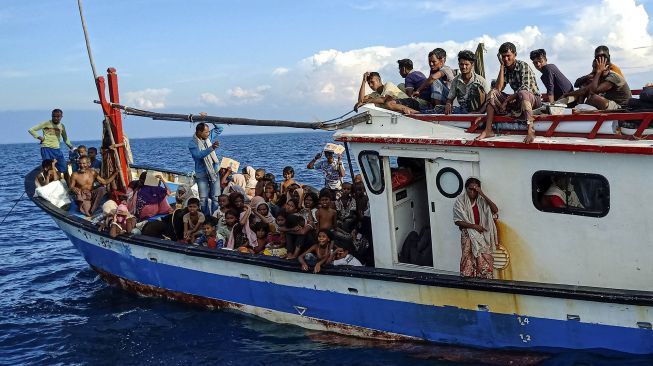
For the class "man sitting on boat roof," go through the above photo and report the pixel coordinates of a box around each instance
[397,58,430,110]
[561,53,631,111]
[574,46,624,88]
[412,48,455,111]
[529,49,573,103]
[444,50,490,115]
[354,72,419,114]
[476,42,541,144]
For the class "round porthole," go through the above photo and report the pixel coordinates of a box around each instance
[436,167,463,198]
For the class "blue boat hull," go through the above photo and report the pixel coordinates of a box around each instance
[66,231,653,355]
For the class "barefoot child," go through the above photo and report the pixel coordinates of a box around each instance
[298,229,334,273]
[183,198,205,243]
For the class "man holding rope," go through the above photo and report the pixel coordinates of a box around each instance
[189,123,221,215]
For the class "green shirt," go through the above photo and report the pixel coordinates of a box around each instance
[28,120,73,149]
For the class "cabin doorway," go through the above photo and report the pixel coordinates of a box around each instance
[425,157,478,273]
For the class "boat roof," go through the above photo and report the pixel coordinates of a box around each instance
[335,106,653,156]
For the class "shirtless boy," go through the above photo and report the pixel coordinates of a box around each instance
[69,156,118,216]
[315,189,337,231]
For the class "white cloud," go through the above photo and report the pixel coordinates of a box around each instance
[124,88,171,109]
[272,67,289,76]
[199,92,225,106]
[0,70,30,78]
[261,0,653,109]
[227,85,271,103]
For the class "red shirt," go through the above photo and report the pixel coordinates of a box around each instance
[472,202,480,225]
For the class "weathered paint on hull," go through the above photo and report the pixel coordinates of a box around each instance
[59,222,653,355]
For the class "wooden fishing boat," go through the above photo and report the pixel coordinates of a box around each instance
[26,65,653,354]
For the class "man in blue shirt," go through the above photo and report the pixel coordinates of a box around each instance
[529,49,573,103]
[188,123,221,215]
[398,58,430,109]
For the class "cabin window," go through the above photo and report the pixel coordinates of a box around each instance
[358,151,384,194]
[436,167,463,198]
[532,171,610,217]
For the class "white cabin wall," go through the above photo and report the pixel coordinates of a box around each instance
[349,142,397,269]
[477,148,653,291]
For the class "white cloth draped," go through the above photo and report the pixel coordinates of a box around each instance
[453,193,498,258]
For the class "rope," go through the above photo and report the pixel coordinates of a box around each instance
[77,0,98,81]
[318,109,355,124]
[0,191,26,226]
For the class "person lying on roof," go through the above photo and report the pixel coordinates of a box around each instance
[561,54,631,111]
[354,72,419,114]
[444,50,490,115]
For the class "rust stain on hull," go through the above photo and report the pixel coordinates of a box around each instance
[92,266,244,311]
[93,266,415,342]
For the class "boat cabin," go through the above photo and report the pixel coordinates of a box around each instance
[337,105,653,292]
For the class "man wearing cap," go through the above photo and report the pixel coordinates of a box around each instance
[445,50,490,115]
[307,148,345,197]
[398,59,430,110]
[28,109,74,180]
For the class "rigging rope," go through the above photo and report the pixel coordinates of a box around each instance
[77,0,98,81]
[0,191,26,226]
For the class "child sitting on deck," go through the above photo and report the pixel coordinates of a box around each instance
[298,229,334,273]
[194,221,223,249]
[218,209,239,245]
[280,166,297,195]
[212,194,230,230]
[183,198,205,243]
[331,242,363,267]
[251,221,271,254]
[37,159,60,186]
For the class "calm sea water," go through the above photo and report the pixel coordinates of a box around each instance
[0,132,651,365]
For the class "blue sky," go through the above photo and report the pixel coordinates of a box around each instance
[3,0,653,144]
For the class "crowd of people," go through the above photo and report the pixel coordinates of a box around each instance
[29,118,372,273]
[355,42,633,143]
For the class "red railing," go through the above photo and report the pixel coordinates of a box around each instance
[411,110,653,140]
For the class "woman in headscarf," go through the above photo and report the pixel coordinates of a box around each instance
[453,177,499,279]
[225,192,257,251]
[223,173,249,199]
[250,196,277,232]
[127,171,174,220]
[244,166,258,198]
